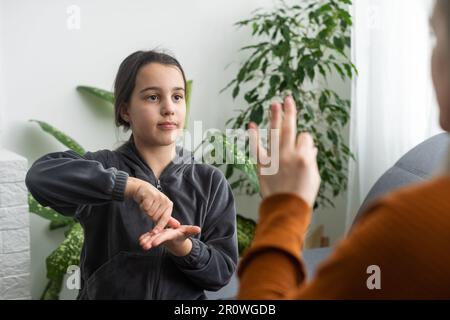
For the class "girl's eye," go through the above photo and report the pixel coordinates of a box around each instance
[174,94,184,102]
[146,95,159,102]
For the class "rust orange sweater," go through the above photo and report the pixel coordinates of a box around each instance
[238,177,450,299]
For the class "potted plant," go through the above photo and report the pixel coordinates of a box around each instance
[219,0,356,210]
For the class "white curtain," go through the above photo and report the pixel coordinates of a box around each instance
[345,0,442,229]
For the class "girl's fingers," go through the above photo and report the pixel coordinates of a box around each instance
[139,231,155,243]
[153,206,172,234]
[139,233,157,250]
[152,225,200,247]
[167,217,181,228]
[139,225,201,250]
[151,230,178,247]
[151,203,165,222]
[140,229,171,250]
[140,201,159,222]
[151,203,167,226]
[140,217,180,244]
[182,226,201,236]
[147,200,159,217]
[139,232,149,242]
[140,239,152,250]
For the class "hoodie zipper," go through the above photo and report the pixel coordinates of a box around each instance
[156,179,162,191]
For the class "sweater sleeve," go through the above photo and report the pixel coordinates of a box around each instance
[169,170,239,291]
[237,194,311,299]
[237,194,421,300]
[25,150,129,218]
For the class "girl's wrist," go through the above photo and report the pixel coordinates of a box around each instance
[124,177,140,199]
[166,238,192,257]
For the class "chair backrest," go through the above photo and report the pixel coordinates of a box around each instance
[352,133,450,226]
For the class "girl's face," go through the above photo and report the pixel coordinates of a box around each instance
[431,1,450,132]
[121,63,186,147]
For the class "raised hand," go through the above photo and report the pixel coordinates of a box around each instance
[248,96,321,208]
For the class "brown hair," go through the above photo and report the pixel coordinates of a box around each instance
[113,50,187,131]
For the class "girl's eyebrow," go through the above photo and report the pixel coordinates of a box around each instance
[140,86,185,93]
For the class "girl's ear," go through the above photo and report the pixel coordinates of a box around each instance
[120,103,131,123]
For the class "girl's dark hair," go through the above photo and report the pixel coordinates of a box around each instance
[113,50,187,131]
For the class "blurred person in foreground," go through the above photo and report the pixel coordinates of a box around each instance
[238,0,450,299]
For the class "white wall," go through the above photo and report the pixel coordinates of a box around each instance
[0,1,5,144]
[0,0,351,299]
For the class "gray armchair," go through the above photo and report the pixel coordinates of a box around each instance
[353,132,449,226]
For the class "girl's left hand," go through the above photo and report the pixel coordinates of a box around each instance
[139,225,201,256]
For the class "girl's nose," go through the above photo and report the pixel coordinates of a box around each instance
[161,101,175,116]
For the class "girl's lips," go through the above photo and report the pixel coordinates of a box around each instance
[157,123,178,130]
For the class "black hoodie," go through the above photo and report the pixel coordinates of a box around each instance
[25,139,238,300]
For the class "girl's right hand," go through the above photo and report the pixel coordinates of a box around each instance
[125,177,181,233]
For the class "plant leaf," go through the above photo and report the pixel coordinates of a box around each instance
[28,194,75,225]
[185,80,193,129]
[45,223,84,295]
[49,219,73,231]
[249,104,264,125]
[29,120,85,155]
[76,86,114,104]
[223,136,260,192]
[237,214,256,255]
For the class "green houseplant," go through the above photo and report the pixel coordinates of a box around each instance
[219,0,356,209]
